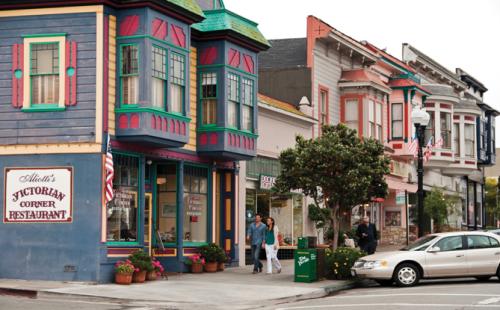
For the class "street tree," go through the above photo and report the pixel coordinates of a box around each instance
[274,124,390,249]
[423,187,459,232]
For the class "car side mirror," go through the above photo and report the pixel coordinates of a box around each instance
[428,246,441,253]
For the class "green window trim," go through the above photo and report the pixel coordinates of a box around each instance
[183,242,208,247]
[22,33,67,38]
[117,34,191,54]
[198,64,257,78]
[197,126,258,139]
[152,45,168,111]
[169,51,186,115]
[22,104,66,113]
[115,106,191,122]
[106,241,142,247]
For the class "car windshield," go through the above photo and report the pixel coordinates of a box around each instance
[401,235,438,251]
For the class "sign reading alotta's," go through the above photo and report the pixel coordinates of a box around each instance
[4,167,73,223]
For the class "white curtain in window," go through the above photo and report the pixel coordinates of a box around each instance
[170,84,183,113]
[122,76,138,104]
[465,124,475,157]
[202,99,217,125]
[242,105,252,131]
[152,77,164,109]
[32,75,59,104]
[228,101,238,128]
[345,99,358,131]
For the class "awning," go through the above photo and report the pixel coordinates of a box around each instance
[385,176,417,193]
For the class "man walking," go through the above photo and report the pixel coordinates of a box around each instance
[356,216,378,254]
[246,214,266,274]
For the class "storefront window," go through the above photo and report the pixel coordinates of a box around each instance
[183,166,208,243]
[157,164,177,243]
[292,195,303,245]
[107,154,139,243]
[270,194,292,246]
[468,181,475,226]
[385,210,401,226]
[245,188,257,245]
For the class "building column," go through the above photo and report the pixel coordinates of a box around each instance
[176,161,184,270]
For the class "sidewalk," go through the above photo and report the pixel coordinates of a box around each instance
[0,260,354,310]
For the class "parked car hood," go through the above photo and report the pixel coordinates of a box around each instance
[360,251,408,261]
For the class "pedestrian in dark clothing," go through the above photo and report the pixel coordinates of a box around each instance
[246,214,266,274]
[356,216,378,254]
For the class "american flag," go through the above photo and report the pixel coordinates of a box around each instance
[408,136,418,157]
[105,135,114,204]
[424,137,433,162]
[434,136,443,149]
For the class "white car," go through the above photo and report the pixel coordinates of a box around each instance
[351,231,500,287]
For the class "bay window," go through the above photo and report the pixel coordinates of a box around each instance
[391,103,403,139]
[453,123,460,156]
[376,102,382,142]
[31,43,60,104]
[152,46,167,109]
[170,52,185,113]
[440,112,451,148]
[465,124,475,157]
[107,154,139,243]
[121,44,139,105]
[242,78,254,131]
[183,166,208,243]
[228,73,239,128]
[201,72,217,125]
[344,99,358,132]
[368,100,375,138]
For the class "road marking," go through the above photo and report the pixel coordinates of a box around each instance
[479,297,500,305]
[276,303,500,309]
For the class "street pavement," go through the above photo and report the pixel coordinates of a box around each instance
[273,278,500,310]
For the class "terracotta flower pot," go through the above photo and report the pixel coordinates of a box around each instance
[204,262,218,273]
[217,262,225,271]
[115,272,133,285]
[146,271,157,281]
[132,270,147,283]
[191,262,203,273]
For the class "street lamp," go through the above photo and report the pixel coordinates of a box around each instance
[411,106,430,238]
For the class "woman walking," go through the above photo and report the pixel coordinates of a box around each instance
[264,217,281,274]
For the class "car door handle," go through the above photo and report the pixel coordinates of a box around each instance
[456,254,464,257]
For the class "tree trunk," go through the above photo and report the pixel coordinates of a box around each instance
[331,205,340,250]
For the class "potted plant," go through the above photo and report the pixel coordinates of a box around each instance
[200,243,221,273]
[216,249,228,271]
[114,259,135,285]
[184,254,205,273]
[147,258,164,280]
[128,250,152,283]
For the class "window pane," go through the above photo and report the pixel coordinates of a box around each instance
[440,112,451,148]
[107,154,139,243]
[467,235,491,249]
[345,99,358,121]
[454,123,460,155]
[393,121,403,138]
[465,124,475,157]
[152,46,166,79]
[376,103,382,124]
[242,78,253,106]
[489,237,500,247]
[152,77,165,109]
[228,100,238,127]
[392,103,403,121]
[202,73,217,98]
[121,45,138,75]
[31,75,59,104]
[122,76,139,104]
[435,236,463,251]
[170,84,183,113]
[183,166,208,243]
[157,164,177,243]
[202,99,217,125]
[170,53,185,85]
[31,43,59,74]
[320,90,328,125]
[424,111,434,143]
[369,100,374,122]
[242,105,252,131]
[228,74,239,101]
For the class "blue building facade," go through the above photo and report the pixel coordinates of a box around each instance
[0,0,268,282]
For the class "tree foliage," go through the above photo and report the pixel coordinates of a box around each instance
[423,187,459,232]
[275,124,390,249]
[484,177,499,227]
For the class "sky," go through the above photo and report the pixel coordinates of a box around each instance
[224,0,500,144]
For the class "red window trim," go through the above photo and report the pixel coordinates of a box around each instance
[340,94,364,138]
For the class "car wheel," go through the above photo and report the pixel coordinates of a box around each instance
[497,265,500,281]
[393,263,420,287]
[375,279,393,286]
[475,276,491,282]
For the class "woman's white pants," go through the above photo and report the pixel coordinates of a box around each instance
[265,244,281,273]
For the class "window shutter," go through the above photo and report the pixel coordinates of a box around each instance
[65,41,77,106]
[11,43,23,108]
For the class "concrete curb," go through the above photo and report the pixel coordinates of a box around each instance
[268,280,356,306]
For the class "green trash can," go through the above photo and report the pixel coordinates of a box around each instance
[297,237,308,249]
[294,249,317,283]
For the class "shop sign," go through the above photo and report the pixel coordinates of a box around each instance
[4,167,73,223]
[395,190,406,205]
[260,175,276,190]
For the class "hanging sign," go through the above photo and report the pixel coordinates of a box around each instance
[395,190,406,205]
[4,167,73,223]
[260,175,276,190]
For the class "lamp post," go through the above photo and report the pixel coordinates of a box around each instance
[411,106,430,238]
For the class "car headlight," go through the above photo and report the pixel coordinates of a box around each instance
[362,260,388,269]
[353,260,365,268]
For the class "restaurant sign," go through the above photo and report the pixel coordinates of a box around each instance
[3,167,73,223]
[260,175,276,190]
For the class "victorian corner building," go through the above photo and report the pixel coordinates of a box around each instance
[0,4,497,283]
